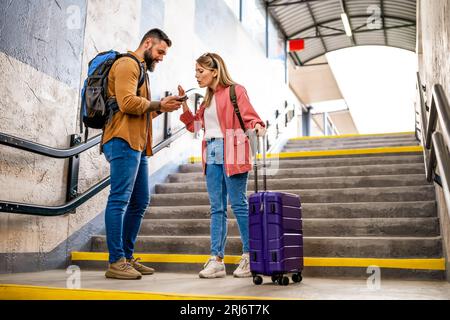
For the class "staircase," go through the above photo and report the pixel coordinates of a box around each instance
[75,132,445,280]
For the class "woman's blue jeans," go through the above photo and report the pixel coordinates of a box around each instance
[205,138,249,258]
[103,138,150,264]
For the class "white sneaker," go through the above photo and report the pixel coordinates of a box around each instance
[199,256,226,279]
[233,253,252,278]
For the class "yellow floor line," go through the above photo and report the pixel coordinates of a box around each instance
[71,252,445,271]
[0,284,286,300]
[290,131,416,141]
[188,146,423,163]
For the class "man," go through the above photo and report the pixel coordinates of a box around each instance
[102,28,182,280]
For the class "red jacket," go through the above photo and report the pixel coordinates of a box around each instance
[180,84,265,177]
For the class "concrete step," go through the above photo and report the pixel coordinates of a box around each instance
[72,258,445,280]
[284,143,420,151]
[145,201,437,219]
[91,235,443,258]
[270,152,423,161]
[168,163,424,182]
[288,134,416,144]
[297,266,444,280]
[285,137,418,145]
[156,174,430,194]
[178,155,424,173]
[283,141,419,152]
[150,186,435,206]
[285,136,417,146]
[138,218,440,237]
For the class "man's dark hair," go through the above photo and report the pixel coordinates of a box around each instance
[140,28,172,47]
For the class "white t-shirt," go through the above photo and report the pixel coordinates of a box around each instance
[204,96,224,139]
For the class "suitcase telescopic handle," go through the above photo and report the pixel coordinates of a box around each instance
[253,132,267,193]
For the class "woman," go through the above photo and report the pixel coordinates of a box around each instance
[178,53,266,279]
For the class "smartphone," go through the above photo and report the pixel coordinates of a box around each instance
[177,95,188,102]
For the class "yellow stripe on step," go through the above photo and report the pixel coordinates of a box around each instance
[263,146,423,159]
[71,252,445,271]
[290,132,416,141]
[0,284,282,300]
[188,156,202,163]
[71,252,242,264]
[188,146,423,163]
[304,257,446,270]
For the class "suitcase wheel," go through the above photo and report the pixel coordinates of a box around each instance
[253,275,263,285]
[292,272,303,283]
[277,276,289,286]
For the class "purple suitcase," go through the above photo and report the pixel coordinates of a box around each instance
[248,137,303,286]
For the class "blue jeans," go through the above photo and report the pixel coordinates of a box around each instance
[205,138,249,258]
[103,138,150,264]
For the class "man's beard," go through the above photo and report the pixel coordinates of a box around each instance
[144,49,157,72]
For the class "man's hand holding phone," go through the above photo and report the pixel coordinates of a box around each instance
[158,85,189,113]
[177,95,188,102]
[160,95,183,112]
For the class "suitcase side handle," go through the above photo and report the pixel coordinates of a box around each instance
[253,134,267,193]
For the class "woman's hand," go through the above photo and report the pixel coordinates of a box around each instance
[254,123,266,137]
[177,85,185,96]
[178,85,190,113]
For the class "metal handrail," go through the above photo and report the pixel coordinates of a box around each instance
[0,88,205,159]
[152,126,187,154]
[0,133,101,159]
[416,72,432,180]
[416,72,450,218]
[0,177,110,216]
[425,84,450,150]
[0,88,203,216]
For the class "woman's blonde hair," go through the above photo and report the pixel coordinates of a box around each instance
[196,52,236,108]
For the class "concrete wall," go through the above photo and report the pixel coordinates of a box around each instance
[417,0,450,281]
[0,0,299,272]
[0,0,97,272]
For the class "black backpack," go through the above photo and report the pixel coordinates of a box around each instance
[80,50,145,135]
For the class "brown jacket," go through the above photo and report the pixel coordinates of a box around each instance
[102,51,161,156]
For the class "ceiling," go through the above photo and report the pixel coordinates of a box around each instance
[263,0,416,65]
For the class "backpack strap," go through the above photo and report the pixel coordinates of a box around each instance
[105,54,147,123]
[119,53,146,91]
[80,90,84,134]
[229,84,246,133]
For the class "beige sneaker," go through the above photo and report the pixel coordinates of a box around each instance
[199,256,226,279]
[127,257,155,275]
[233,253,252,278]
[105,257,142,280]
